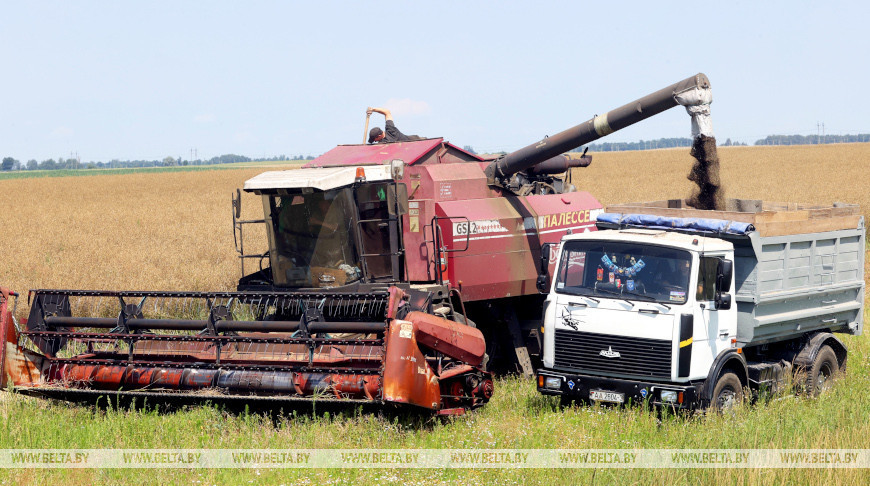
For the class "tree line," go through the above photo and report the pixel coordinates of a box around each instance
[753,134,870,146]
[0,154,315,172]
[5,132,870,171]
[564,133,870,153]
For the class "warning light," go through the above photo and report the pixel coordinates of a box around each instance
[355,167,366,183]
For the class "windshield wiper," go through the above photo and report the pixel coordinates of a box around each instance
[574,295,600,305]
[593,287,634,307]
[620,290,657,303]
[558,288,600,301]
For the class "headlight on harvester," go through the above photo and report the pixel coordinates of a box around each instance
[660,390,678,403]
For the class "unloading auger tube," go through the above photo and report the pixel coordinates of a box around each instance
[0,287,493,414]
[485,73,713,186]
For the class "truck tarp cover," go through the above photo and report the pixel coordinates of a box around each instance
[597,213,754,235]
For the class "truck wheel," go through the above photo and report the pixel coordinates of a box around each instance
[805,345,838,396]
[711,372,744,411]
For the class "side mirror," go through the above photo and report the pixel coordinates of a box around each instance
[537,243,553,293]
[233,188,242,219]
[716,258,733,293]
[540,243,553,274]
[715,292,732,310]
[387,183,409,216]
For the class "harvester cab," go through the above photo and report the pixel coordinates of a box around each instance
[236,163,409,292]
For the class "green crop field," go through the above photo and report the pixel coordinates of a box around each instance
[1,143,869,484]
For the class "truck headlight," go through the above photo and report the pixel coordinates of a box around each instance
[544,377,562,390]
[660,390,678,403]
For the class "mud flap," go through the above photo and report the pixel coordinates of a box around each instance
[506,311,534,378]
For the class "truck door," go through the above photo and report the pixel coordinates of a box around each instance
[693,254,737,375]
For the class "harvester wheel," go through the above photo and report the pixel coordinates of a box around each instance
[452,313,476,328]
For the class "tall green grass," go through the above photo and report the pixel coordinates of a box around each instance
[1,322,867,484]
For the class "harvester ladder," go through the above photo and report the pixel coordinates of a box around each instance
[232,189,268,277]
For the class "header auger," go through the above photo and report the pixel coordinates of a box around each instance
[1,287,492,414]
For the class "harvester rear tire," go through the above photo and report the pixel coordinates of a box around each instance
[452,313,476,328]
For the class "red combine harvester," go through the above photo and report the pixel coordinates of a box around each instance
[1,73,712,412]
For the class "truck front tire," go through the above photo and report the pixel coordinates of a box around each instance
[711,372,744,411]
[805,345,838,396]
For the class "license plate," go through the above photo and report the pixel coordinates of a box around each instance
[590,390,625,403]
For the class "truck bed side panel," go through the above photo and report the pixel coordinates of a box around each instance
[732,225,865,346]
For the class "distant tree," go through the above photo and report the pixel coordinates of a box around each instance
[1,157,15,171]
[462,145,477,154]
[41,159,57,170]
[163,156,177,166]
[26,159,38,170]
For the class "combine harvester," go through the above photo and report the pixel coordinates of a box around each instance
[1,74,715,413]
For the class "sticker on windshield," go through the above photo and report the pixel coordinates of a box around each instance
[626,279,635,291]
[670,291,686,301]
[608,272,615,284]
[557,283,565,289]
[601,255,646,277]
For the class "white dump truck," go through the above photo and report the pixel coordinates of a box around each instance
[536,199,865,410]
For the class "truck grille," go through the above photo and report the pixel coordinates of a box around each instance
[554,329,672,378]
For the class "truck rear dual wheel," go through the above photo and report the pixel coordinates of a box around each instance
[804,345,839,397]
[711,372,744,411]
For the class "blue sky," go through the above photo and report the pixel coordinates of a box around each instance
[2,1,867,161]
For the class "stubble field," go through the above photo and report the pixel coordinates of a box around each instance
[1,143,869,484]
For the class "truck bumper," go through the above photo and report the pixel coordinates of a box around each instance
[537,369,702,409]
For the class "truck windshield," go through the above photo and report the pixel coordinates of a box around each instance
[555,240,692,304]
[265,189,362,288]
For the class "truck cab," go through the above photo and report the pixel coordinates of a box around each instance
[237,163,408,291]
[539,229,736,408]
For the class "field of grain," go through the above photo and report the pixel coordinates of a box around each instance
[1,143,869,484]
[3,143,868,298]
